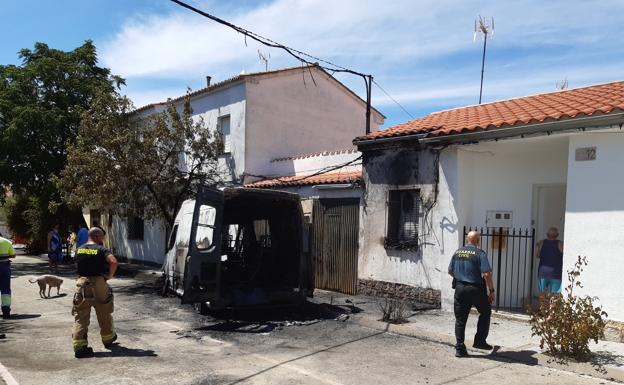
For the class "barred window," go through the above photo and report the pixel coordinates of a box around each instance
[127,215,144,241]
[386,190,420,250]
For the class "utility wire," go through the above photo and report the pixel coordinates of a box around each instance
[169,0,411,132]
[244,156,363,183]
[169,0,367,78]
[372,79,415,119]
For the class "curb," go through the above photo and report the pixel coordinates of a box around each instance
[352,315,624,383]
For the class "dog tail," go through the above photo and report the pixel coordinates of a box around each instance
[28,278,37,283]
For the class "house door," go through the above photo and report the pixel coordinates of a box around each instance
[532,184,566,297]
[312,199,359,294]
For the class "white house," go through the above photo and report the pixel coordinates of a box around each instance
[354,81,624,323]
[102,65,384,266]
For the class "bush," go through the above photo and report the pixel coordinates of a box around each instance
[378,289,409,324]
[528,256,607,360]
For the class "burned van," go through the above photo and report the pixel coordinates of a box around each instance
[163,186,312,310]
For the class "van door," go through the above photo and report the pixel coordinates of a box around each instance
[181,186,224,304]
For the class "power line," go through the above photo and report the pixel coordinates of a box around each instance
[168,0,380,133]
[372,79,415,119]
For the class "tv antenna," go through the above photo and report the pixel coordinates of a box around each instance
[556,78,569,90]
[474,16,494,104]
[258,49,271,71]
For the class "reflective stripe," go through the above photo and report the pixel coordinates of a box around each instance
[101,320,116,342]
[72,339,88,348]
[1,294,10,307]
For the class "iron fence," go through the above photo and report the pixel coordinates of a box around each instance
[463,226,535,311]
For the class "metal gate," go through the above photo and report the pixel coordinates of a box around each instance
[463,226,535,311]
[312,199,359,294]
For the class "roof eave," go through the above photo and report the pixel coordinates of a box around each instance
[419,112,624,145]
[353,132,427,148]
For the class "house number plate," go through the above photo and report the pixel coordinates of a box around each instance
[575,147,597,161]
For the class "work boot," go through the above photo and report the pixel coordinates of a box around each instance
[74,347,94,358]
[472,341,493,350]
[103,334,118,349]
[1,307,9,320]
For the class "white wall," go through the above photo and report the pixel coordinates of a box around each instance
[110,215,167,266]
[455,135,569,229]
[359,147,456,292]
[564,130,624,321]
[182,82,247,183]
[245,68,383,179]
[267,150,361,179]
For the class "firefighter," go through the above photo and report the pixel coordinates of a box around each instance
[72,227,118,358]
[0,233,16,319]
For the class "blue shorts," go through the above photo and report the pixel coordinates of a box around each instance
[538,278,561,293]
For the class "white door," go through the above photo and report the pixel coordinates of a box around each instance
[532,184,566,297]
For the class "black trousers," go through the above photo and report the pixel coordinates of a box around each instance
[454,281,491,349]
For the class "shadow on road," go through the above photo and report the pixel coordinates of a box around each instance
[4,313,41,320]
[39,293,68,299]
[470,348,539,366]
[93,344,158,358]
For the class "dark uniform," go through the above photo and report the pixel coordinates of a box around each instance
[72,243,116,356]
[448,243,492,354]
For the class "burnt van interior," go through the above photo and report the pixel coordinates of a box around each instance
[219,189,304,305]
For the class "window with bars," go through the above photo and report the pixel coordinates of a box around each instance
[385,189,420,250]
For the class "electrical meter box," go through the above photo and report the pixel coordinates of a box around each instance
[486,210,513,228]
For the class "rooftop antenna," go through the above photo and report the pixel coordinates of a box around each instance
[258,49,271,72]
[556,78,569,90]
[474,16,494,104]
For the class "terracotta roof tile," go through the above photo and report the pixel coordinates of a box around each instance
[358,81,624,141]
[245,171,362,188]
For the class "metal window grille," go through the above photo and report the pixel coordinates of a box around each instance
[386,190,420,250]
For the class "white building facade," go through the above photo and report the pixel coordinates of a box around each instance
[103,65,383,266]
[356,81,624,322]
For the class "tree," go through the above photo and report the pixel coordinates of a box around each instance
[58,90,224,229]
[0,41,123,249]
[0,41,123,193]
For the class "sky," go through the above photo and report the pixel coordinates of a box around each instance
[2,0,624,128]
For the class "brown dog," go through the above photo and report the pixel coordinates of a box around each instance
[28,275,64,298]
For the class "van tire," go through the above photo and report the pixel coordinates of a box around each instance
[160,277,169,297]
[194,302,210,316]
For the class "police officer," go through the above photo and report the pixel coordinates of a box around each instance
[448,231,495,357]
[72,227,118,358]
[0,233,16,319]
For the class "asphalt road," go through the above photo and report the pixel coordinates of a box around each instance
[0,255,617,385]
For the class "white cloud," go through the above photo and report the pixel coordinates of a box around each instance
[100,0,624,115]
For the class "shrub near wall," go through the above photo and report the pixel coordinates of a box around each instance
[528,256,608,360]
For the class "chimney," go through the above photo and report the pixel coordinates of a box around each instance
[206,76,212,87]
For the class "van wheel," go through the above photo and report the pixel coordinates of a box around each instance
[194,302,210,316]
[160,278,169,297]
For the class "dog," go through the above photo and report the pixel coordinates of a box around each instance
[28,275,64,298]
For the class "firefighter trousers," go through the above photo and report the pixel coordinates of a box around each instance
[71,276,115,351]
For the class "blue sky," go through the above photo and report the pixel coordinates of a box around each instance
[3,0,624,128]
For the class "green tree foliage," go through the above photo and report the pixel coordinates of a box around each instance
[0,41,123,192]
[58,91,223,228]
[0,41,123,249]
[528,256,608,360]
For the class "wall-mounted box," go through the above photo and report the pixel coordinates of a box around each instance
[486,210,513,228]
